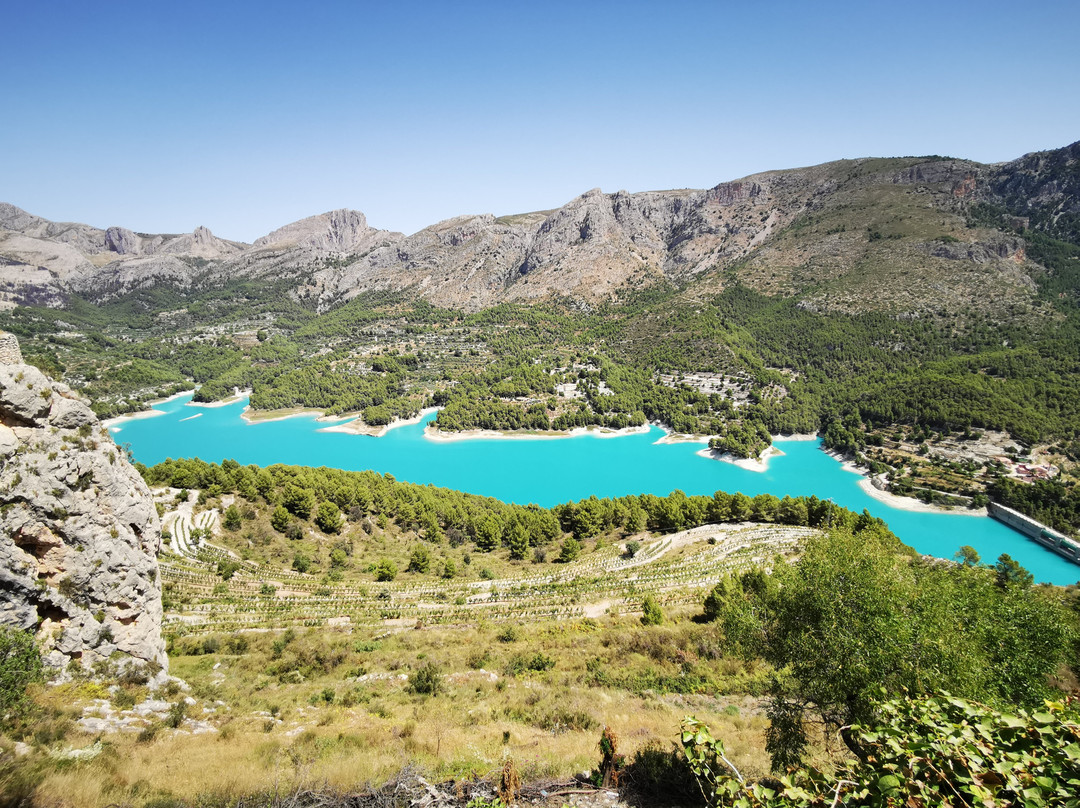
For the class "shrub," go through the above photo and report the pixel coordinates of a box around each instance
[165,701,188,728]
[315,501,344,533]
[497,625,521,643]
[504,652,555,676]
[640,595,664,626]
[408,545,431,573]
[222,504,242,531]
[375,558,397,582]
[0,627,43,727]
[558,537,581,563]
[409,661,442,696]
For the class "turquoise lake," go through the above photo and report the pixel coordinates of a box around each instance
[110,392,1080,586]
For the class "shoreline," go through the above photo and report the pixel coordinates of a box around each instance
[856,477,986,517]
[694,431,818,472]
[774,432,819,442]
[151,389,194,407]
[102,389,195,429]
[186,389,253,409]
[824,449,986,517]
[423,422,652,443]
[697,444,785,473]
[241,405,322,424]
[318,407,440,437]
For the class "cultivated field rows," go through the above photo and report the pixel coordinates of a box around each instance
[159,518,814,634]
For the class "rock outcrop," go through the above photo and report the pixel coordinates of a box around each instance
[1,140,1078,314]
[0,333,166,671]
[253,209,398,254]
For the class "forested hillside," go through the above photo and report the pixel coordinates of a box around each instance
[3,141,1080,528]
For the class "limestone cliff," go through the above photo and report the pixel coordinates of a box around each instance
[0,333,166,671]
[1,141,1077,315]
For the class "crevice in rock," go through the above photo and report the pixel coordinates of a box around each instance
[35,602,69,625]
[0,409,34,428]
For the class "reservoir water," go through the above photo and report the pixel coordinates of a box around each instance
[110,393,1080,586]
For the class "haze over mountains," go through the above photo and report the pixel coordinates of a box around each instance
[2,141,1077,317]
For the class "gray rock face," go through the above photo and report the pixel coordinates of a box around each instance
[318,213,528,310]
[0,203,108,254]
[1,141,1077,313]
[253,208,394,254]
[105,226,141,255]
[0,346,166,671]
[70,255,197,303]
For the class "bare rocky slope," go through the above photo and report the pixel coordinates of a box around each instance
[1,142,1076,316]
[0,332,166,671]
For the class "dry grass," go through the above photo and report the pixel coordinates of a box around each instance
[11,609,794,807]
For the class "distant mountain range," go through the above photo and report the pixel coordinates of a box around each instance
[2,141,1077,316]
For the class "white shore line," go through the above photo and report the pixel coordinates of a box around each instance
[856,478,986,516]
[318,407,440,437]
[150,390,193,406]
[822,449,987,517]
[240,405,320,425]
[185,389,253,409]
[654,433,709,445]
[423,422,652,443]
[694,432,818,472]
[102,389,196,430]
[698,445,784,472]
[104,409,166,430]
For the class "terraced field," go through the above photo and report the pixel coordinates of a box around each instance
[158,509,814,634]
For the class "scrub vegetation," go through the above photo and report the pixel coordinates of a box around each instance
[2,467,1078,807]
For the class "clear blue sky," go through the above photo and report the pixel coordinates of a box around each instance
[4,0,1078,242]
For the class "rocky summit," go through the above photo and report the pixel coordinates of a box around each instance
[0,332,166,671]
[1,141,1076,316]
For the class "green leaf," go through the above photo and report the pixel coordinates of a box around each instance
[877,774,902,795]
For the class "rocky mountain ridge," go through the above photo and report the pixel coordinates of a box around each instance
[1,141,1077,316]
[0,331,166,671]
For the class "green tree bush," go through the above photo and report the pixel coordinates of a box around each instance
[374,558,397,582]
[314,501,343,534]
[408,545,431,574]
[640,595,664,626]
[222,504,242,531]
[0,627,43,728]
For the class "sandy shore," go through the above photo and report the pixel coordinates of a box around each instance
[773,432,819,442]
[856,478,986,516]
[425,425,572,443]
[697,445,784,472]
[186,389,252,409]
[102,389,195,429]
[692,431,817,472]
[572,424,651,439]
[151,390,194,407]
[240,406,323,424]
[655,433,709,445]
[318,408,439,437]
[825,450,986,517]
[104,408,168,429]
[424,422,651,443]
